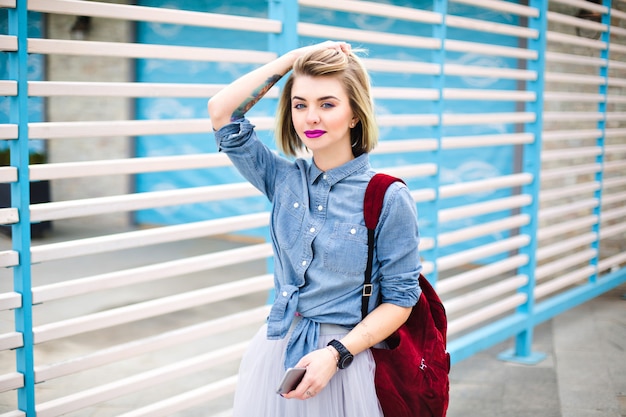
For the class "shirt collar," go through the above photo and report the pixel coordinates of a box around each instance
[308,153,370,186]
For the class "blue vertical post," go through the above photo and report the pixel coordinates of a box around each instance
[265,0,298,303]
[8,1,36,415]
[424,0,447,285]
[499,0,547,364]
[590,1,611,284]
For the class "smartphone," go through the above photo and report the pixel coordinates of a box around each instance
[276,367,306,395]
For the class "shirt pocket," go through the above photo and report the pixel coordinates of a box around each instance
[323,222,368,276]
[273,190,305,249]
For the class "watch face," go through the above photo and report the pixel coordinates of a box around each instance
[339,354,354,369]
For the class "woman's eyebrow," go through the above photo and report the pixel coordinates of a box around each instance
[291,95,340,101]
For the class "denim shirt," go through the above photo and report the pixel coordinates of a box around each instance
[215,118,421,368]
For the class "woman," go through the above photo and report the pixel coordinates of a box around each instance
[208,41,422,416]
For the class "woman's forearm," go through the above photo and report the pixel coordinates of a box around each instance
[207,52,295,131]
[339,303,412,356]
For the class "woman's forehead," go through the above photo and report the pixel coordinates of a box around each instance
[291,75,347,99]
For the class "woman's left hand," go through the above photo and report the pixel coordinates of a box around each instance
[281,347,338,400]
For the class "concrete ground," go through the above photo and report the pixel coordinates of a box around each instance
[0,224,625,417]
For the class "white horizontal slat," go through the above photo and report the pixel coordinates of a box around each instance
[0,166,17,183]
[438,214,530,247]
[546,10,607,33]
[116,376,238,417]
[444,275,528,315]
[372,87,439,100]
[604,159,626,173]
[442,112,535,126]
[0,0,16,7]
[0,411,24,417]
[0,250,19,268]
[421,261,434,275]
[539,199,599,221]
[601,191,626,206]
[447,293,527,336]
[545,51,606,67]
[540,163,602,181]
[449,0,539,17]
[444,64,536,81]
[444,88,535,101]
[601,205,626,223]
[0,332,22,352]
[30,183,262,222]
[543,92,605,103]
[446,39,537,59]
[0,208,18,225]
[0,80,16,96]
[298,22,441,50]
[411,188,437,203]
[536,232,597,262]
[0,34,17,51]
[0,292,21,311]
[299,0,441,24]
[28,0,281,32]
[419,237,435,251]
[543,112,604,122]
[437,255,528,294]
[537,215,598,241]
[603,177,626,190]
[600,222,626,239]
[35,306,269,383]
[440,173,533,198]
[363,58,439,75]
[598,252,626,274]
[606,144,626,154]
[541,146,602,161]
[382,163,437,179]
[535,249,597,281]
[547,31,607,50]
[439,195,532,222]
[31,116,273,139]
[29,153,233,181]
[542,129,601,142]
[609,43,626,54]
[32,214,269,263]
[28,81,269,99]
[437,235,530,271]
[378,114,439,127]
[0,124,17,140]
[539,182,600,203]
[551,0,607,13]
[33,243,272,303]
[36,343,249,417]
[544,72,606,86]
[0,372,23,394]
[373,139,438,154]
[534,265,596,300]
[446,15,537,38]
[33,274,273,343]
[29,38,276,63]
[443,132,534,148]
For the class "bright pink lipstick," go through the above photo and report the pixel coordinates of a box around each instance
[305,130,326,138]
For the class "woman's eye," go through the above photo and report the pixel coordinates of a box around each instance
[321,102,335,109]
[293,103,305,110]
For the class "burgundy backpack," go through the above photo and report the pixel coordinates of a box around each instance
[363,173,450,417]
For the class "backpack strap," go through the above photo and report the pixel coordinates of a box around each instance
[362,173,405,319]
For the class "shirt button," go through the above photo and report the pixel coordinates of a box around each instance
[310,227,315,233]
[350,228,357,235]
[323,174,327,180]
[293,202,299,208]
[301,260,307,266]
[317,205,323,211]
[282,291,288,297]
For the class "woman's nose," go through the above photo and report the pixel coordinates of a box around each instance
[306,108,320,124]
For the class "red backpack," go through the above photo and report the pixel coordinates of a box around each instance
[363,173,450,417]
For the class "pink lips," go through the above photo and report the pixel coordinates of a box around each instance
[305,130,326,138]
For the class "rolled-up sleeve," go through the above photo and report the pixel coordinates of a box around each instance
[375,182,422,307]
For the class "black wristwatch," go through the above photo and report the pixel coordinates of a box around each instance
[327,339,354,369]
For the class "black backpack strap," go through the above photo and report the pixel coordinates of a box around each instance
[362,173,405,319]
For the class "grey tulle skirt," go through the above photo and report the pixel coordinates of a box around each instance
[233,322,384,417]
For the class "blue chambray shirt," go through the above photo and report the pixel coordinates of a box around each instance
[214,118,422,369]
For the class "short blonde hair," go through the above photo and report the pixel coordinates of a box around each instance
[275,48,378,158]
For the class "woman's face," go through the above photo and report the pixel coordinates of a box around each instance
[291,75,357,167]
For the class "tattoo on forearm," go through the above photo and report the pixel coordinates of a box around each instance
[359,322,375,347]
[231,74,282,121]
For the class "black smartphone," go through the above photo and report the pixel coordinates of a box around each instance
[276,367,306,395]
